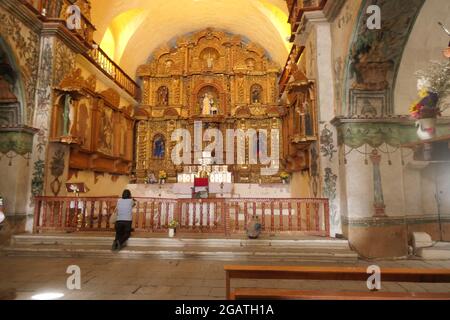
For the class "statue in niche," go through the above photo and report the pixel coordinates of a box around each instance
[164,60,173,74]
[205,52,215,69]
[63,94,75,136]
[201,48,218,70]
[157,86,169,106]
[251,85,262,104]
[201,93,214,115]
[153,135,165,158]
[246,58,256,71]
[303,100,313,136]
[98,108,112,153]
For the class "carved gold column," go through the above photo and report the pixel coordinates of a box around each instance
[136,120,149,182]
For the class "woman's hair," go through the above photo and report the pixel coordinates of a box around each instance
[122,189,132,199]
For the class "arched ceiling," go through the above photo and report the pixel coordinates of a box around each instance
[91,0,291,77]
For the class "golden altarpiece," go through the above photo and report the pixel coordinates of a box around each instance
[50,69,134,180]
[134,29,286,184]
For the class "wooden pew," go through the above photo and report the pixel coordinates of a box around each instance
[231,288,450,300]
[224,265,450,300]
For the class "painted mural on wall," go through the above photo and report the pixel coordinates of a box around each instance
[30,37,76,200]
[344,0,426,116]
[323,167,339,229]
[0,7,40,126]
[49,149,65,196]
[320,125,338,161]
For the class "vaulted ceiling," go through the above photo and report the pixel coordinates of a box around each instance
[91,0,292,77]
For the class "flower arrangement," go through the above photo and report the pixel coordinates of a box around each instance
[409,89,440,119]
[409,60,450,120]
[168,220,179,229]
[280,172,289,181]
[159,170,167,180]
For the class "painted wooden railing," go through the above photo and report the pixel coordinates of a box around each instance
[33,196,330,236]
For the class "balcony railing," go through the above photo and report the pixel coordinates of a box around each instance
[87,44,140,100]
[33,196,330,237]
[20,0,140,100]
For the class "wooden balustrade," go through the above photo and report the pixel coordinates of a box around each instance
[87,45,140,100]
[33,196,330,236]
[19,0,140,101]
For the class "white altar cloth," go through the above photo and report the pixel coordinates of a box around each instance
[127,183,291,199]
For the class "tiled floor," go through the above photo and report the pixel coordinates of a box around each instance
[0,256,450,300]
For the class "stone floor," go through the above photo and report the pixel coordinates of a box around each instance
[0,256,450,300]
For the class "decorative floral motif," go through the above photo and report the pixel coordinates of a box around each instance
[50,149,65,178]
[50,149,65,196]
[31,160,45,198]
[323,167,339,227]
[320,125,337,161]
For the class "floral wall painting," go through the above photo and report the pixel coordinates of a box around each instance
[320,125,337,161]
[31,159,45,200]
[323,167,339,228]
[50,149,65,196]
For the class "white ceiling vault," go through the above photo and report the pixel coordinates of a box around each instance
[90,0,292,77]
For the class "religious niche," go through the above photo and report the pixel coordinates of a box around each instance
[250,84,263,104]
[198,85,220,116]
[152,134,166,159]
[97,106,113,155]
[200,47,220,70]
[157,86,169,106]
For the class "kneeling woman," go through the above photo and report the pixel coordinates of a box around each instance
[112,189,135,251]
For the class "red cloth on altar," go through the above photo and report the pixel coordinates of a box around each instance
[194,178,209,187]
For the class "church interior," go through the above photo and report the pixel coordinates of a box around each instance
[1,0,450,301]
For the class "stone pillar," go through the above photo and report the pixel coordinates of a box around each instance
[26,25,84,231]
[299,11,342,236]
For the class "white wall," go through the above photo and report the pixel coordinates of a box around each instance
[395,0,450,115]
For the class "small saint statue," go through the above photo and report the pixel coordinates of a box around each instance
[63,94,75,136]
[251,87,261,104]
[158,86,169,106]
[204,52,215,69]
[202,93,213,115]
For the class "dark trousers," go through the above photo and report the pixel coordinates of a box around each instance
[115,221,132,246]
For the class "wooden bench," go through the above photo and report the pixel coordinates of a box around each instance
[225,265,450,300]
[231,288,450,300]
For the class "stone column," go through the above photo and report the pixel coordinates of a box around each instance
[299,11,342,236]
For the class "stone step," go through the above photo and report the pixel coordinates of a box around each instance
[1,245,358,262]
[417,242,450,260]
[2,234,359,262]
[10,234,352,250]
